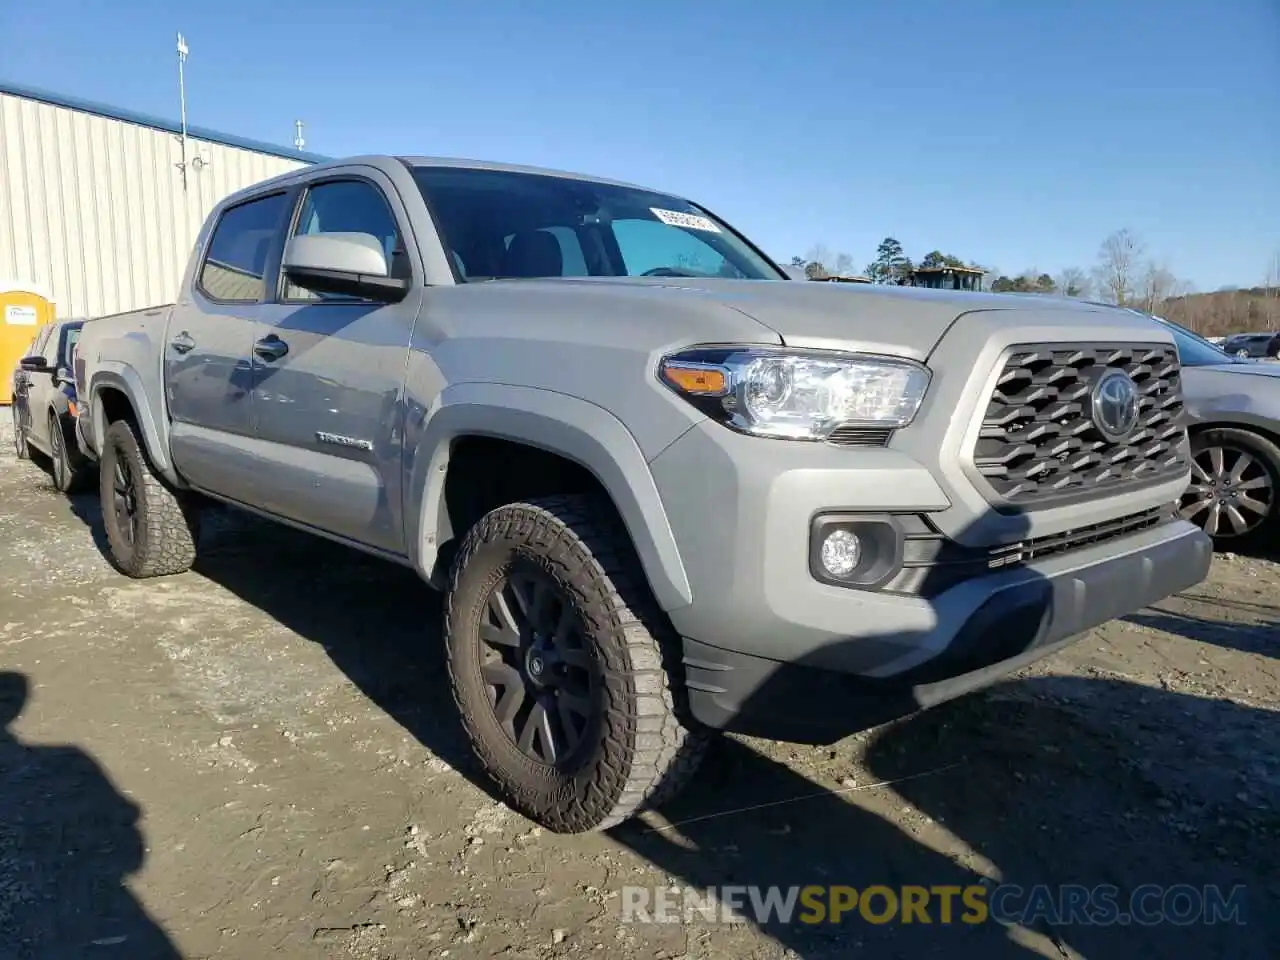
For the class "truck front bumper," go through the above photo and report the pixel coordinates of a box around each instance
[648,421,1212,744]
[678,518,1210,743]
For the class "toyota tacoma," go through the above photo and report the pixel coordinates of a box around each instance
[72,156,1212,832]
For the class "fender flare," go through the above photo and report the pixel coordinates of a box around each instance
[408,382,694,612]
[1187,410,1280,444]
[88,366,177,480]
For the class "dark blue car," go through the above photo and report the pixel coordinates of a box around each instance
[10,318,91,492]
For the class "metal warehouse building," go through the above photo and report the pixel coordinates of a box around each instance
[0,81,325,321]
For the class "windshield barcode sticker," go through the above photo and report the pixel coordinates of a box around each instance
[651,208,721,233]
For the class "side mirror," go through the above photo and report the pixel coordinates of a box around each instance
[19,355,50,373]
[282,232,409,303]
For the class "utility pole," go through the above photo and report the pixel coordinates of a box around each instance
[177,32,190,190]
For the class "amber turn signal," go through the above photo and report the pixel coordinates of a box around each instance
[659,361,728,396]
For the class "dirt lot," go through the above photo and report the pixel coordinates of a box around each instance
[1,416,1276,960]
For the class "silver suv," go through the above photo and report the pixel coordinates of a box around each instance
[73,156,1212,832]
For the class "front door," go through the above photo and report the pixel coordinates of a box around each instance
[249,173,421,554]
[165,190,292,504]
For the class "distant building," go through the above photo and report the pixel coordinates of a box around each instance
[0,81,327,319]
[906,264,985,292]
[814,274,873,284]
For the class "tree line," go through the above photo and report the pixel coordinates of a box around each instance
[790,232,1280,337]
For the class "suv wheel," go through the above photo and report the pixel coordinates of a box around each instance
[48,412,87,493]
[444,495,709,833]
[99,419,200,578]
[1181,428,1279,548]
[12,406,29,460]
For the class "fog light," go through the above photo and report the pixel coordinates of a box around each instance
[820,529,862,577]
[809,513,906,591]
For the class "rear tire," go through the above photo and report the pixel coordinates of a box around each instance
[444,494,709,833]
[1181,428,1280,550]
[99,419,200,578]
[12,406,29,460]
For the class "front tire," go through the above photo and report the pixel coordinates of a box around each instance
[444,495,708,833]
[49,412,88,493]
[99,419,200,578]
[1181,428,1280,549]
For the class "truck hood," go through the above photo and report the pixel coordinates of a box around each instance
[509,276,1134,359]
[1192,361,1280,379]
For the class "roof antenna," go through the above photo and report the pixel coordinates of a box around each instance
[294,120,306,152]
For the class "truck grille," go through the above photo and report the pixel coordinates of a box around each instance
[973,342,1188,506]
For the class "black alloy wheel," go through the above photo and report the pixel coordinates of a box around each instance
[110,446,140,551]
[478,565,599,766]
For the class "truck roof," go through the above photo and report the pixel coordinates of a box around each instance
[219,154,666,209]
[395,156,655,192]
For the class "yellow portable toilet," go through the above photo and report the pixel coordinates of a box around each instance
[0,281,56,405]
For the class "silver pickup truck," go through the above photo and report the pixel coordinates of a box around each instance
[73,155,1212,833]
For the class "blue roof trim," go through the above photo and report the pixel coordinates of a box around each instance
[0,79,331,164]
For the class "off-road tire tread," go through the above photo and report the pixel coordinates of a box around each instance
[1191,427,1280,546]
[100,419,199,578]
[444,494,710,833]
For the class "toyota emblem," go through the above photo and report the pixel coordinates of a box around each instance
[1090,370,1140,441]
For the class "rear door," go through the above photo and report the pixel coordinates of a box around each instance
[166,190,293,503]
[248,170,422,554]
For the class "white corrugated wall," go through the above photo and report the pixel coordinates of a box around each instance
[0,91,308,318]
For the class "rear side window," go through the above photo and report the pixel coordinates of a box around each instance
[283,179,406,302]
[199,193,290,303]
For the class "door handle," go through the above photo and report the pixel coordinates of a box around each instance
[254,335,289,362]
[170,331,196,354]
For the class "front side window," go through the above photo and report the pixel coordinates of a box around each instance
[611,218,747,279]
[29,324,53,359]
[285,179,405,302]
[411,166,783,282]
[199,193,290,303]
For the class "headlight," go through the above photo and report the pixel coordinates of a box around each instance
[658,346,930,441]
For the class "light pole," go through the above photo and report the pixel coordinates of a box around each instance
[177,31,190,190]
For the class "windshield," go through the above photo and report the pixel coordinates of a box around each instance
[1154,317,1234,366]
[411,166,785,282]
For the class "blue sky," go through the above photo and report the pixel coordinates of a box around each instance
[5,0,1278,291]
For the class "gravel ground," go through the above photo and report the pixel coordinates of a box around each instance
[0,414,1276,960]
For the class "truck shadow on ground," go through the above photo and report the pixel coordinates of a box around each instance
[63,500,1275,958]
[0,672,181,959]
[1124,609,1277,658]
[611,671,1278,959]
